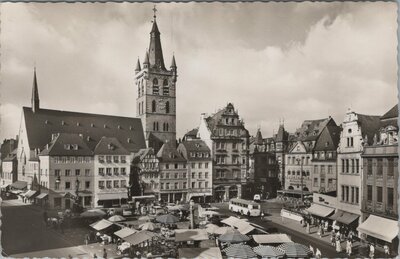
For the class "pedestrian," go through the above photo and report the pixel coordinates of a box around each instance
[43,211,48,225]
[103,248,108,259]
[93,253,97,259]
[320,223,325,236]
[59,219,64,234]
[261,210,265,220]
[369,243,375,258]
[330,231,336,246]
[309,245,315,256]
[315,248,321,259]
[336,239,342,253]
[306,222,310,234]
[85,234,89,246]
[317,224,321,237]
[384,244,390,256]
[346,239,352,256]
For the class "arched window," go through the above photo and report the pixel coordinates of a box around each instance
[153,122,156,131]
[163,123,166,131]
[156,122,159,131]
[153,78,159,95]
[166,101,170,114]
[141,80,144,95]
[138,81,141,97]
[152,100,156,112]
[166,123,169,131]
[138,103,141,115]
[163,79,168,86]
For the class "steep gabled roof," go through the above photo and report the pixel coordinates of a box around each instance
[39,133,93,156]
[23,107,146,153]
[356,113,381,145]
[294,118,331,141]
[381,104,398,120]
[157,142,186,163]
[254,129,263,145]
[275,125,289,142]
[314,125,341,151]
[94,137,130,155]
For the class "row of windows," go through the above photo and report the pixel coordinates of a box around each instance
[341,185,359,204]
[54,169,91,177]
[216,142,239,150]
[367,185,394,206]
[161,172,187,179]
[287,156,311,165]
[152,100,170,113]
[137,79,170,97]
[98,156,126,164]
[98,180,127,189]
[164,163,186,170]
[55,180,91,190]
[313,178,333,187]
[314,165,333,174]
[191,162,209,169]
[313,151,334,160]
[215,170,240,179]
[98,167,127,176]
[142,173,158,179]
[286,171,310,177]
[160,181,209,190]
[366,158,396,177]
[341,159,360,174]
[152,122,170,132]
[346,137,354,147]
[54,156,91,163]
[190,152,210,158]
[215,156,243,165]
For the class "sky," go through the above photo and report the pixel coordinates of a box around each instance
[0,2,397,142]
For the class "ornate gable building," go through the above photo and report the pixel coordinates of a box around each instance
[135,14,177,152]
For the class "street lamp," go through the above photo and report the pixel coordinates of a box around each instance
[296,158,304,203]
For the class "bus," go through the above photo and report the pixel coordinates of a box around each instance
[229,198,261,217]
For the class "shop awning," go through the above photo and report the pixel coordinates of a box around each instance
[10,181,27,190]
[306,203,335,218]
[97,192,127,201]
[221,216,241,227]
[114,227,137,239]
[357,215,398,243]
[178,247,223,259]
[36,193,49,199]
[24,190,38,199]
[329,210,359,225]
[253,234,293,244]
[123,230,156,246]
[175,229,209,242]
[90,219,114,231]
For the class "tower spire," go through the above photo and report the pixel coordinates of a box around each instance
[135,57,141,72]
[148,6,165,70]
[152,5,157,22]
[31,67,40,113]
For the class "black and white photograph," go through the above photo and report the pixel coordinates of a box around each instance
[0,2,398,258]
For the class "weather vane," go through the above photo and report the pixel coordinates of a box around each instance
[153,5,157,22]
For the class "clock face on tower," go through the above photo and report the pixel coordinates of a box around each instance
[158,99,166,110]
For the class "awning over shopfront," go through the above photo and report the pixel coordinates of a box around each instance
[178,247,223,259]
[90,219,114,231]
[175,229,209,242]
[357,215,398,243]
[98,192,128,201]
[306,203,335,218]
[253,234,293,244]
[24,190,38,199]
[329,210,359,225]
[277,190,313,196]
[10,181,27,190]
[36,193,49,199]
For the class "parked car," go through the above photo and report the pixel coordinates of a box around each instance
[253,194,261,202]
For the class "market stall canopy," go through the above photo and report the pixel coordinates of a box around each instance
[329,210,359,225]
[90,219,114,231]
[178,247,222,259]
[223,244,257,259]
[156,214,179,224]
[81,209,106,218]
[36,193,48,199]
[10,181,27,190]
[214,227,235,235]
[138,215,155,221]
[205,224,220,235]
[306,203,335,218]
[277,243,312,258]
[108,215,126,222]
[357,215,398,243]
[237,223,255,235]
[123,230,156,246]
[253,234,293,244]
[253,245,285,258]
[218,229,250,243]
[114,227,137,239]
[24,190,38,199]
[221,216,242,227]
[139,222,158,231]
[175,229,209,242]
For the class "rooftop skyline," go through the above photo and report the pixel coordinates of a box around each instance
[0,2,397,142]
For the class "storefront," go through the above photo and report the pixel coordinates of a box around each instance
[357,215,399,252]
[329,209,359,232]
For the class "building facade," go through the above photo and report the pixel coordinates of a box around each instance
[336,109,381,230]
[177,139,213,203]
[197,103,250,202]
[359,104,398,248]
[135,16,177,151]
[157,142,188,203]
[1,149,18,189]
[134,148,160,198]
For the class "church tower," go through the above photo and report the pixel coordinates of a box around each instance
[135,7,177,151]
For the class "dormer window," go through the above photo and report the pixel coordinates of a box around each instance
[52,133,59,140]
[73,144,78,150]
[104,124,107,128]
[45,120,49,125]
[108,144,114,150]
[91,123,95,127]
[127,138,131,143]
[76,122,80,126]
[64,144,71,150]
[87,136,91,141]
[129,126,133,130]
[61,120,65,126]
[117,125,121,129]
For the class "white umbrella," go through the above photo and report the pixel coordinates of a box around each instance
[139,222,159,231]
[108,215,126,222]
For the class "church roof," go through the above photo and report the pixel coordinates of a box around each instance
[23,107,146,153]
[93,137,130,155]
[148,20,166,70]
[275,124,289,142]
[314,125,341,151]
[39,133,93,156]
